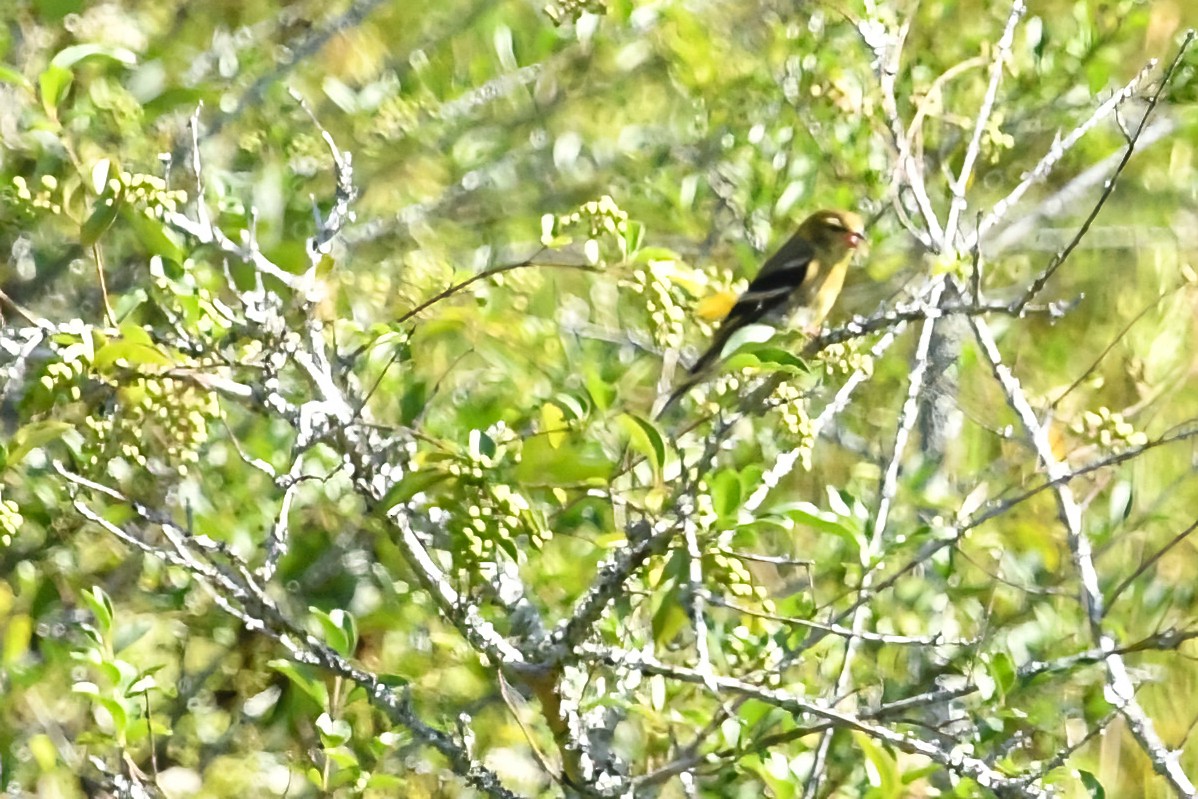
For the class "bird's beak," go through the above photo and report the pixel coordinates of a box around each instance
[846,230,866,251]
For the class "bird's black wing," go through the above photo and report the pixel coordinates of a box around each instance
[721,234,817,330]
[685,235,816,376]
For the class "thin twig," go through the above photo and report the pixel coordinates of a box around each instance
[587,645,1048,798]
[804,278,946,798]
[1009,33,1193,316]
[970,59,1157,250]
[1106,516,1198,609]
[712,595,972,646]
[858,5,943,245]
[1050,281,1187,410]
[972,313,1196,797]
[943,0,1026,247]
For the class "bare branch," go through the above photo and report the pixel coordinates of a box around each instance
[260,458,308,581]
[805,278,946,797]
[290,87,358,268]
[744,327,902,514]
[1008,32,1194,316]
[970,60,1158,250]
[682,519,715,689]
[585,645,1049,798]
[943,0,1026,246]
[858,5,943,244]
[712,596,974,647]
[971,314,1196,797]
[1106,515,1198,609]
[981,115,1177,255]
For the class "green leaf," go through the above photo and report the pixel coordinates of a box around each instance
[551,391,588,420]
[366,774,405,789]
[50,44,138,70]
[38,64,72,116]
[112,288,149,322]
[93,339,172,370]
[127,211,186,263]
[315,253,337,277]
[853,731,901,799]
[540,401,568,448]
[311,607,358,658]
[584,368,617,411]
[988,651,1016,697]
[709,470,742,519]
[738,464,765,503]
[126,673,158,696]
[27,733,57,771]
[121,717,155,745]
[469,429,497,460]
[900,762,940,785]
[1079,771,1106,799]
[1108,480,1133,526]
[8,420,73,465]
[719,716,742,748]
[745,750,798,799]
[514,436,612,485]
[650,566,689,645]
[1085,60,1111,94]
[97,695,129,735]
[720,322,776,357]
[629,246,681,264]
[400,380,429,425]
[80,586,114,635]
[77,624,104,649]
[81,189,123,246]
[620,413,666,481]
[315,712,353,747]
[90,158,113,194]
[268,659,329,707]
[107,658,139,689]
[769,501,862,549]
[0,64,32,91]
[142,86,211,117]
[149,255,186,282]
[113,622,152,651]
[724,345,809,374]
[72,681,101,699]
[326,751,362,788]
[377,469,450,513]
[620,219,645,256]
[3,614,32,666]
[118,321,153,347]
[93,324,172,370]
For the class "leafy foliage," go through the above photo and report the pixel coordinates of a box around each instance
[1,0,1197,797]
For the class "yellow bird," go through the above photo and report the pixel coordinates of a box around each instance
[658,209,866,414]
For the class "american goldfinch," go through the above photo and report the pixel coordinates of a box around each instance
[658,209,866,414]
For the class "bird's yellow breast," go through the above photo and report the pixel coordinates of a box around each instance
[784,257,848,332]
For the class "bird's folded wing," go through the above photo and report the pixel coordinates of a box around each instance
[722,240,816,325]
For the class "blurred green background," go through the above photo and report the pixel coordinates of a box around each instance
[1,0,1197,796]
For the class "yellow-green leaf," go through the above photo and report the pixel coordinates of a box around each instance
[541,401,567,448]
[8,421,74,465]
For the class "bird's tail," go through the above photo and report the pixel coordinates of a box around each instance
[653,325,736,419]
[689,320,742,376]
[654,370,701,419]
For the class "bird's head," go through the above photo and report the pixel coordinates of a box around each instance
[799,209,867,259]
